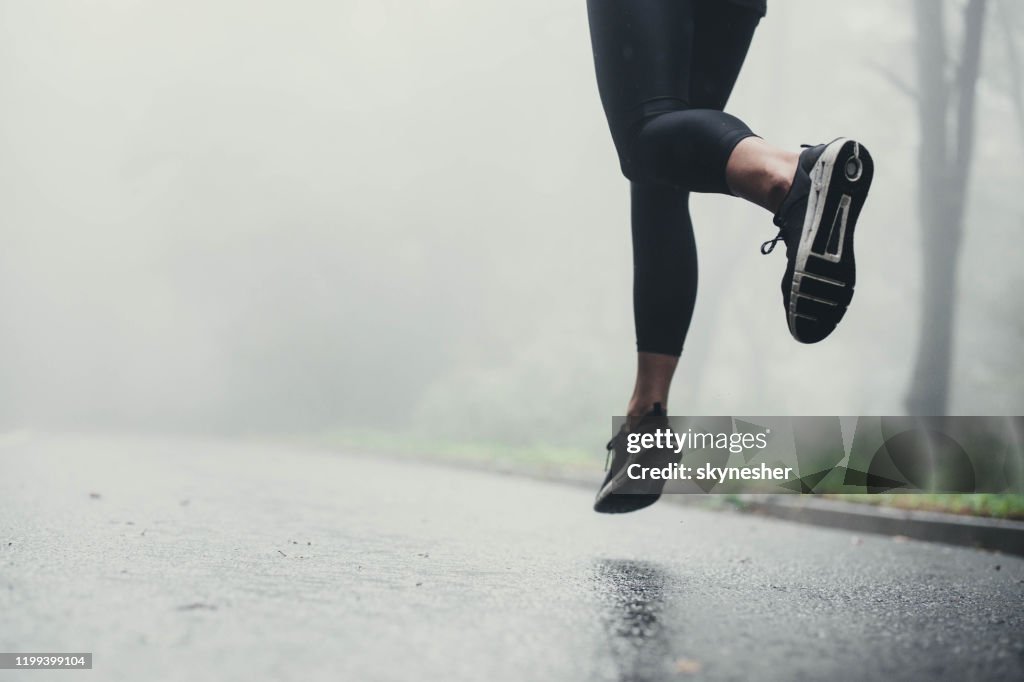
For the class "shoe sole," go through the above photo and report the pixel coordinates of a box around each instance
[786,138,874,344]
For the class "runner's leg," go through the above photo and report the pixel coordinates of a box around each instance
[587,0,764,415]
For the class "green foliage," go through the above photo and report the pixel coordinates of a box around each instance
[832,493,1024,519]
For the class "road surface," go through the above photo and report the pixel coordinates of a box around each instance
[1,434,1021,681]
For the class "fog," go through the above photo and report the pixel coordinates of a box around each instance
[1,0,1022,447]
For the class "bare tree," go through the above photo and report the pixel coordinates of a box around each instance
[905,0,988,416]
[996,0,1024,148]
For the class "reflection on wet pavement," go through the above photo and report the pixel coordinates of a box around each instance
[593,559,681,682]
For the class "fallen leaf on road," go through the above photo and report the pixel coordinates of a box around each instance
[674,658,702,674]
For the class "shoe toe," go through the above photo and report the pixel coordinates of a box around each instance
[791,316,835,344]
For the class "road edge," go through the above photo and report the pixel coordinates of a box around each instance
[456,459,1024,558]
[734,494,1024,557]
[301,440,1024,558]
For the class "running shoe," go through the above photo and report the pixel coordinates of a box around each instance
[593,403,677,514]
[761,138,874,344]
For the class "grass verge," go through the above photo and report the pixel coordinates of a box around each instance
[826,493,1024,521]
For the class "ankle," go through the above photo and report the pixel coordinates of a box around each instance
[726,138,799,213]
[628,352,677,417]
[765,153,798,214]
[626,397,665,418]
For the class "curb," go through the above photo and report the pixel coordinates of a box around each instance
[492,464,1024,557]
[735,495,1024,557]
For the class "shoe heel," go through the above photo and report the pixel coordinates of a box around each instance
[839,140,873,188]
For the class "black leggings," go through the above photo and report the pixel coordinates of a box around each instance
[587,0,763,356]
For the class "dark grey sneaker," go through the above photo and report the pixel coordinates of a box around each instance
[594,403,677,514]
[762,138,874,344]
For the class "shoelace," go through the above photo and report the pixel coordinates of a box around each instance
[761,232,784,255]
[604,436,617,471]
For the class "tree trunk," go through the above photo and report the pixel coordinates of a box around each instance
[906,0,987,416]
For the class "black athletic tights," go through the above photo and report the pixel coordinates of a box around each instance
[587,0,763,356]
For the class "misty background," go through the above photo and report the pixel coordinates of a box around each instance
[1,0,1022,451]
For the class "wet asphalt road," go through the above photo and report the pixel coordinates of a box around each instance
[1,434,1022,682]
